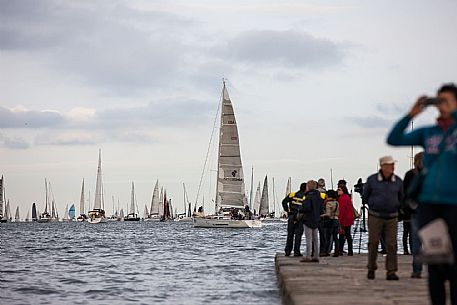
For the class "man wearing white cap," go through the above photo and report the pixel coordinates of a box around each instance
[363,155,404,280]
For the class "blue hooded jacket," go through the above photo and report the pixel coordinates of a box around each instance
[387,111,457,205]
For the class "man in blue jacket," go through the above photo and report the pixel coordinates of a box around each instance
[363,155,403,281]
[387,83,457,305]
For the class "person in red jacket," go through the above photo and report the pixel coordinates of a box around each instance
[338,185,354,256]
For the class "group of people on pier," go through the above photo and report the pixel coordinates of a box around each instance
[282,83,457,305]
[282,178,355,263]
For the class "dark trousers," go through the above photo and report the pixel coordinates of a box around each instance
[417,204,457,305]
[324,220,340,254]
[403,220,412,254]
[285,214,304,255]
[339,225,353,255]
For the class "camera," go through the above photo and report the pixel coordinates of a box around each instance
[420,97,440,106]
[353,178,365,195]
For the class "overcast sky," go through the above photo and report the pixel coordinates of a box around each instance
[1,0,456,217]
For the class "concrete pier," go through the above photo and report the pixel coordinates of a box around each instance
[275,253,429,305]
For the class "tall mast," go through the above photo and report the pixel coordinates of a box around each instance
[214,80,225,212]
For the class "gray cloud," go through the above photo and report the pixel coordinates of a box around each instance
[348,115,392,129]
[0,0,197,94]
[0,133,30,149]
[0,98,213,130]
[216,30,344,68]
[0,106,65,128]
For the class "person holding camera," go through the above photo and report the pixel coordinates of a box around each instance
[387,83,457,305]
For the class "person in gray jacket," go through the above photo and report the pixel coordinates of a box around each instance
[363,155,404,280]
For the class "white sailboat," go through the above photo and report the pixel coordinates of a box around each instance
[5,200,12,222]
[124,182,140,221]
[62,204,70,222]
[193,81,261,228]
[25,209,30,222]
[87,149,106,224]
[0,175,6,223]
[14,206,20,222]
[38,179,51,223]
[259,175,270,219]
[175,183,192,222]
[77,179,87,221]
[146,180,161,221]
[252,182,261,216]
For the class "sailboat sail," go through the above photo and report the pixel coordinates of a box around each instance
[69,204,76,219]
[32,203,37,220]
[14,206,20,221]
[93,150,102,210]
[80,179,85,215]
[285,177,291,195]
[149,180,160,215]
[130,182,135,215]
[259,175,269,217]
[215,82,246,211]
[253,182,261,215]
[5,200,11,220]
[158,187,164,216]
[143,205,149,219]
[0,175,3,219]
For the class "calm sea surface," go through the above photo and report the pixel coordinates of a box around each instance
[1,221,288,305]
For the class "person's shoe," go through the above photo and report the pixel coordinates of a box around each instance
[379,250,387,254]
[411,272,422,279]
[338,251,344,256]
[311,257,319,263]
[293,253,303,257]
[332,253,339,257]
[300,257,312,263]
[367,270,375,280]
[404,251,411,255]
[319,252,329,257]
[347,253,353,256]
[285,252,291,257]
[386,273,399,281]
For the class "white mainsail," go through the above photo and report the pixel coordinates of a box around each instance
[215,82,246,211]
[253,182,261,214]
[129,182,135,215]
[259,175,269,217]
[143,205,149,219]
[149,180,159,215]
[285,177,291,195]
[93,149,103,210]
[0,175,4,219]
[25,210,30,222]
[5,200,11,220]
[63,204,69,220]
[158,187,164,216]
[14,206,20,221]
[80,179,85,215]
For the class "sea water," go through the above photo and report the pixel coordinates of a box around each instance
[0,221,284,305]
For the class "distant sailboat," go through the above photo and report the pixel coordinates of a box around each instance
[0,175,6,223]
[31,203,37,221]
[25,209,30,222]
[87,149,106,224]
[14,206,20,222]
[77,179,87,221]
[252,182,261,216]
[69,204,76,220]
[146,180,161,221]
[62,204,70,222]
[259,175,270,218]
[175,183,192,221]
[193,81,261,228]
[125,182,140,221]
[143,205,149,220]
[5,200,12,222]
[38,179,51,223]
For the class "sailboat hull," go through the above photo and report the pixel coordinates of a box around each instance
[193,217,262,228]
[87,217,106,224]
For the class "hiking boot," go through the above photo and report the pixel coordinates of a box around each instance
[300,257,312,263]
[386,273,399,281]
[311,258,319,263]
[367,270,375,280]
[411,272,422,279]
[293,253,303,257]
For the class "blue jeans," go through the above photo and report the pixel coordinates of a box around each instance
[410,214,423,274]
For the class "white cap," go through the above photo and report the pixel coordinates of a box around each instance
[379,155,397,166]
